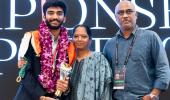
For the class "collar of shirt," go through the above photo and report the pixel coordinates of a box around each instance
[116,25,139,39]
[51,33,59,53]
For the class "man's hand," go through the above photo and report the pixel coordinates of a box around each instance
[143,88,160,100]
[39,96,56,100]
[17,57,27,68]
[56,77,69,92]
[142,95,152,100]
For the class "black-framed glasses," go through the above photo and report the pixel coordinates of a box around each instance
[116,9,134,16]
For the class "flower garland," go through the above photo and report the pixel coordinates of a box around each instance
[38,21,69,93]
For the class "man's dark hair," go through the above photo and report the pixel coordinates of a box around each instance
[43,0,67,16]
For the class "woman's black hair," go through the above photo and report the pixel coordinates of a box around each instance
[72,24,92,39]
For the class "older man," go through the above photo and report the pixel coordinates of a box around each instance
[103,1,170,100]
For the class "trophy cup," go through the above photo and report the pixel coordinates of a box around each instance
[55,62,72,97]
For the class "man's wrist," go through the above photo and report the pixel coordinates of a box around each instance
[40,96,46,100]
[148,93,158,100]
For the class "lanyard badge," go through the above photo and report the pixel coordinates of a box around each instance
[113,65,126,89]
[113,33,137,90]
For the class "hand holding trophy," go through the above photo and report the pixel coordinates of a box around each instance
[55,62,72,99]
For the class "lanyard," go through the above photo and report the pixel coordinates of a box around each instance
[115,33,137,67]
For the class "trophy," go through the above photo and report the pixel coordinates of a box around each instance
[55,62,72,97]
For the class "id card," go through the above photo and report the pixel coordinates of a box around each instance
[113,65,126,89]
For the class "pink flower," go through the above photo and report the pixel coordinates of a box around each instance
[38,21,69,93]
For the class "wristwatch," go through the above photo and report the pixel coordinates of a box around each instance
[149,93,158,100]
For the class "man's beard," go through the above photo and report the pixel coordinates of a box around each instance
[45,19,63,30]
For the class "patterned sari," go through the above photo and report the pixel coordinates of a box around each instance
[69,52,112,100]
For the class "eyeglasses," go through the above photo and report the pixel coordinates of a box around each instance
[116,9,134,16]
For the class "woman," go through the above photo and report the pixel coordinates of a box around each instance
[69,25,112,100]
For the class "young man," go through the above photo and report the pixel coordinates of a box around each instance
[14,0,75,100]
[103,1,170,100]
